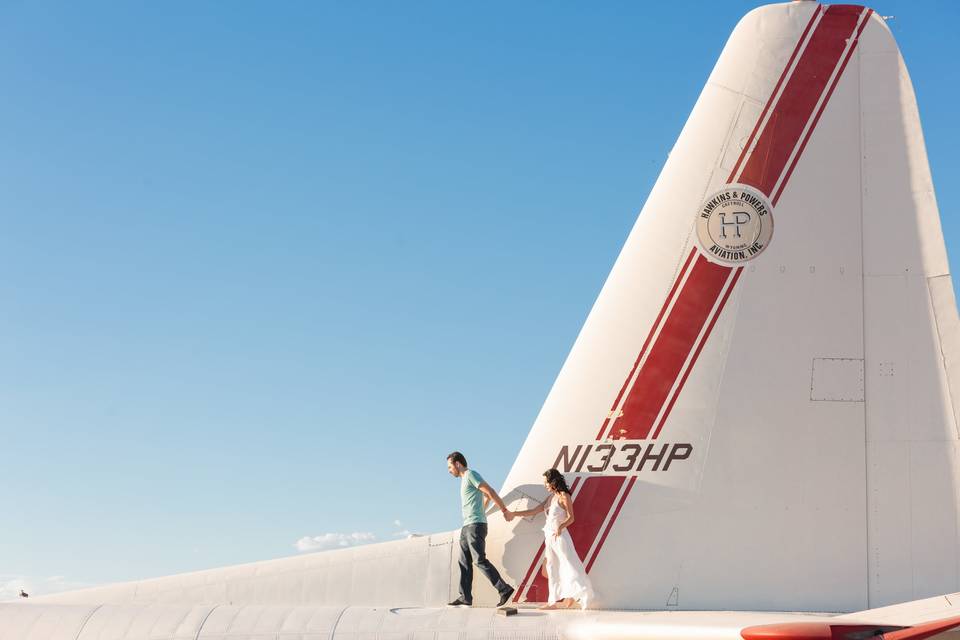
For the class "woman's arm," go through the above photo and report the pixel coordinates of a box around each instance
[556,492,575,535]
[511,500,547,518]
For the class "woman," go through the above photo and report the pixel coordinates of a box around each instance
[510,469,594,609]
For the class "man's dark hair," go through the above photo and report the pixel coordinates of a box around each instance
[447,451,467,467]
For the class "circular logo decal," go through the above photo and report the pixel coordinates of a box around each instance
[695,184,774,265]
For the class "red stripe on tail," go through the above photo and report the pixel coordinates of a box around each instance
[596,248,697,440]
[650,267,743,440]
[728,4,823,182]
[736,5,863,195]
[611,256,732,440]
[585,476,636,572]
[771,9,873,206]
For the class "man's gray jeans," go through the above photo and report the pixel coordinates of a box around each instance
[458,523,510,603]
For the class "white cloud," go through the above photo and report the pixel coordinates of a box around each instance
[294,532,376,553]
[0,575,94,602]
[391,519,421,539]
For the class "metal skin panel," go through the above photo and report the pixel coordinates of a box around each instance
[858,20,946,279]
[196,604,339,637]
[75,605,214,640]
[5,1,960,637]
[908,443,960,597]
[0,603,96,640]
[810,358,865,402]
[928,277,960,436]
[865,274,960,605]
[33,536,454,608]
[424,533,455,606]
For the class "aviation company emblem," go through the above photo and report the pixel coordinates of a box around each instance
[695,184,774,264]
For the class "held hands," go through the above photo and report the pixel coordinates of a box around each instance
[501,508,515,522]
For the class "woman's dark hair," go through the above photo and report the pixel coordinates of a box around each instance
[447,451,467,467]
[543,468,571,494]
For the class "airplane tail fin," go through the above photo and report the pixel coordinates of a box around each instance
[490,1,960,612]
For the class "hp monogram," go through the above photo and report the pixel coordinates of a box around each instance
[695,185,774,265]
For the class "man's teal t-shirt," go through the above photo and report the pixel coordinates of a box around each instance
[460,469,487,526]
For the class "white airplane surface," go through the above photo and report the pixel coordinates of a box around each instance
[5,1,960,638]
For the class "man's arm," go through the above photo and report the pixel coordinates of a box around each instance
[478,482,513,521]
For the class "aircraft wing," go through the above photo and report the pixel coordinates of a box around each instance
[5,596,960,640]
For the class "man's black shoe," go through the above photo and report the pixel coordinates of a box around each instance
[447,598,471,607]
[497,586,515,607]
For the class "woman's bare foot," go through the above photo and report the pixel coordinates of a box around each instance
[561,598,577,609]
[538,603,560,610]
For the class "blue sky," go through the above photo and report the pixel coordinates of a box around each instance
[1,1,957,597]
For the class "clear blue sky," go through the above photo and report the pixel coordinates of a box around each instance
[1,1,957,597]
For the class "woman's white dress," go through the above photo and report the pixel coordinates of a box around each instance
[542,493,594,607]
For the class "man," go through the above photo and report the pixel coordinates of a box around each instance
[446,451,515,607]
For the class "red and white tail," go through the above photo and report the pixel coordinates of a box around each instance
[491,1,960,612]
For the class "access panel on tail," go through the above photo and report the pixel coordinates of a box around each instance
[491,1,960,613]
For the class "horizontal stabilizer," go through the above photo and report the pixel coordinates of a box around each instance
[742,615,960,640]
